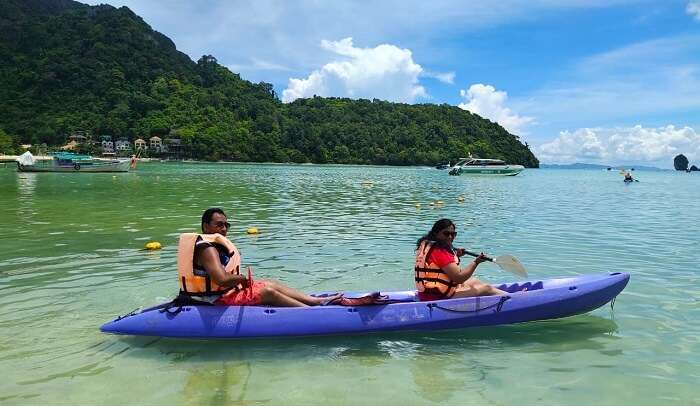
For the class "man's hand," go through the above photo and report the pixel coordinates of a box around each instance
[234,274,248,287]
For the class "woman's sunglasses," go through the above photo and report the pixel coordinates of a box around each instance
[441,230,457,237]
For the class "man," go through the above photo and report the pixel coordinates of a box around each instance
[177,208,341,307]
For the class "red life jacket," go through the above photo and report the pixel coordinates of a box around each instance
[415,240,459,298]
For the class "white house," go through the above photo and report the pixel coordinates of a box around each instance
[149,136,162,153]
[134,138,146,151]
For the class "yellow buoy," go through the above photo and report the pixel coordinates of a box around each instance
[144,241,162,250]
[458,196,465,202]
[436,200,444,205]
[415,203,421,208]
[246,227,259,235]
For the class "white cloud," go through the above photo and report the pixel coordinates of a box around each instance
[458,84,535,135]
[535,125,700,167]
[227,58,292,73]
[281,38,427,103]
[688,1,700,20]
[423,71,456,84]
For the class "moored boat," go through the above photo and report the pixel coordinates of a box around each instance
[448,157,524,176]
[100,272,629,339]
[16,151,131,173]
[435,162,451,170]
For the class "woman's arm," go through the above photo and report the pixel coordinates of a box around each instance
[198,246,248,287]
[442,254,487,284]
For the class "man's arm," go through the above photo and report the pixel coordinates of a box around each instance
[198,246,248,287]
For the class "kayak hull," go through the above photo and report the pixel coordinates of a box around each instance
[100,273,629,339]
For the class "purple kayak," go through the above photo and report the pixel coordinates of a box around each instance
[100,272,629,339]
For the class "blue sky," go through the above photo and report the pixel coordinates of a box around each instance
[83,0,700,168]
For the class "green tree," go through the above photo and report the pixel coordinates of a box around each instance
[0,0,540,167]
[0,129,17,154]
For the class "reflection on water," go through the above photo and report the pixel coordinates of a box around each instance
[17,172,37,196]
[112,315,619,405]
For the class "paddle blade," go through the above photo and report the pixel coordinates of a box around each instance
[493,254,528,277]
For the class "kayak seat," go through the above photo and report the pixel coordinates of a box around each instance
[496,281,543,293]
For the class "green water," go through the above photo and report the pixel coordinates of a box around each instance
[1,163,698,405]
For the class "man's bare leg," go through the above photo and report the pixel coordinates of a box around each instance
[263,280,341,305]
[259,286,308,307]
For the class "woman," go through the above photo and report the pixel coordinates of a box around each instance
[414,218,507,301]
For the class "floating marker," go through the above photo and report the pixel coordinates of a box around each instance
[144,241,162,250]
[247,227,259,235]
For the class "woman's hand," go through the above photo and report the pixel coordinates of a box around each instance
[474,252,488,264]
[455,248,466,257]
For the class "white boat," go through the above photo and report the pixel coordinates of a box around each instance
[448,157,524,176]
[16,151,132,173]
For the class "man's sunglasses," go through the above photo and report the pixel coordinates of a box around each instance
[210,221,231,229]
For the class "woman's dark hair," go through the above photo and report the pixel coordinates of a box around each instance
[416,218,456,249]
[201,207,226,232]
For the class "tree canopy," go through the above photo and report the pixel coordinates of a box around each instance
[0,0,538,167]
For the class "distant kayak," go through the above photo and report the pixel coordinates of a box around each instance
[100,273,629,339]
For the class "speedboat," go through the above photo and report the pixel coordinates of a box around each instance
[16,151,131,173]
[448,157,524,176]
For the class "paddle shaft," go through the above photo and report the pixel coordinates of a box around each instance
[462,249,494,262]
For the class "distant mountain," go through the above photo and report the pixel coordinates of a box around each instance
[0,0,538,166]
[540,163,667,171]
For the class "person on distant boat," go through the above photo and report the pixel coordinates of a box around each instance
[178,207,341,307]
[414,219,508,301]
[624,172,634,182]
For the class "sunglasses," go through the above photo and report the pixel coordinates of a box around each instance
[210,221,231,229]
[441,230,457,238]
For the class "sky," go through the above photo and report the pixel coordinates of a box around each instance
[83,0,700,168]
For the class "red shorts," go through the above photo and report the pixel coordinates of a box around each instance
[215,281,266,306]
[417,291,448,301]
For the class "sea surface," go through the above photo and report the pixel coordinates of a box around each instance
[0,163,698,405]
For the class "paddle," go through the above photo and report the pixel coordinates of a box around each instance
[461,249,528,277]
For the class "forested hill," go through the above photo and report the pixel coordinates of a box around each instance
[0,0,539,167]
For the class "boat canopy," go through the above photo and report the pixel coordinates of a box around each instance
[454,158,507,166]
[17,151,36,166]
[52,152,92,161]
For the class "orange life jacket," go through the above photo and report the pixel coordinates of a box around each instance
[177,233,241,296]
[415,240,459,298]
